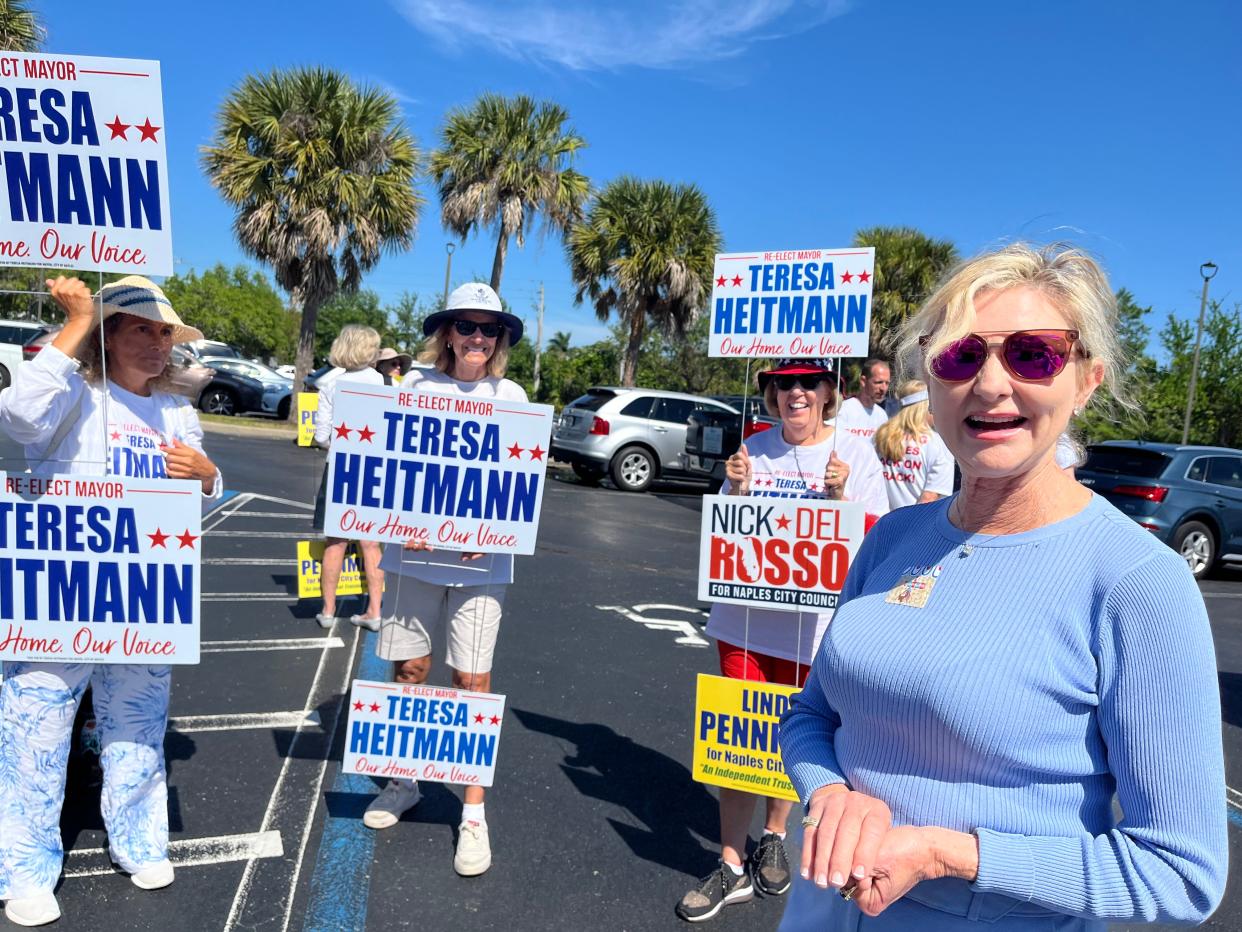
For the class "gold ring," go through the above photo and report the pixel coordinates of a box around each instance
[840,883,858,902]
[800,815,819,828]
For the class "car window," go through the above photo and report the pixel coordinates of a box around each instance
[652,397,696,424]
[620,396,654,418]
[567,390,616,412]
[1080,446,1170,478]
[698,401,736,415]
[0,324,38,344]
[1186,458,1208,481]
[1207,456,1242,489]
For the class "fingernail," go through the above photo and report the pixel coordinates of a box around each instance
[800,868,809,879]
[815,874,828,887]
[853,866,866,879]
[830,871,844,886]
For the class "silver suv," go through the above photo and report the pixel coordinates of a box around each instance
[551,387,738,492]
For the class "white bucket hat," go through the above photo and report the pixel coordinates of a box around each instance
[99,276,204,343]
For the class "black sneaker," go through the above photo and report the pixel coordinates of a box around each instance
[675,862,754,922]
[750,832,791,896]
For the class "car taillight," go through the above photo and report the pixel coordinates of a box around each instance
[742,420,773,440]
[22,344,42,359]
[1113,484,1169,502]
[589,417,610,436]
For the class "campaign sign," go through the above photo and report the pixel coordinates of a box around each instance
[0,472,201,663]
[692,673,798,802]
[344,678,506,788]
[322,385,553,554]
[697,495,865,611]
[295,539,381,599]
[297,392,318,447]
[708,247,875,359]
[0,53,172,275]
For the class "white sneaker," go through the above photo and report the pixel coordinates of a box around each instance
[130,859,174,890]
[363,779,421,829]
[454,820,491,876]
[4,891,60,926]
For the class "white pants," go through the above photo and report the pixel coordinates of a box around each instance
[0,662,171,898]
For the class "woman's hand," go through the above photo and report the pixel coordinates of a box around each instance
[847,826,978,917]
[823,451,849,500]
[801,784,891,893]
[725,444,752,495]
[403,538,433,552]
[460,552,485,562]
[47,276,97,359]
[161,439,218,494]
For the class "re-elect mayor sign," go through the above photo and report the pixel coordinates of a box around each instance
[0,53,172,275]
[323,385,553,554]
[0,472,201,663]
[709,248,874,359]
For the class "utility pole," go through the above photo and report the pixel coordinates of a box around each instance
[1181,261,1218,445]
[442,243,455,308]
[532,283,545,396]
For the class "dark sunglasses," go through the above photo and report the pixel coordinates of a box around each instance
[453,319,503,338]
[772,373,829,391]
[920,329,1087,383]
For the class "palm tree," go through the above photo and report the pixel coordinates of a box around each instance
[430,94,588,293]
[0,0,43,51]
[568,177,721,387]
[547,331,572,354]
[201,67,422,407]
[852,226,957,354]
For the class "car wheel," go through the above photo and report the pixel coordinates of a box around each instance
[199,386,238,416]
[571,462,603,485]
[1172,520,1216,580]
[0,364,9,393]
[277,397,291,420]
[611,445,656,493]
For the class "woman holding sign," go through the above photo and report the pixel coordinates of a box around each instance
[363,282,526,878]
[779,245,1226,930]
[677,358,887,923]
[873,379,956,510]
[0,276,220,926]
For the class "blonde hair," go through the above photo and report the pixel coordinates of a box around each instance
[78,313,175,391]
[874,379,931,463]
[328,324,381,370]
[761,379,839,422]
[896,243,1127,412]
[418,321,512,379]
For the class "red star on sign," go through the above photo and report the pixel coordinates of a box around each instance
[474,713,485,724]
[715,275,726,287]
[775,514,790,531]
[857,269,871,283]
[105,116,129,140]
[357,425,375,443]
[528,444,545,461]
[489,715,501,725]
[808,482,819,492]
[110,430,121,441]
[176,529,199,549]
[839,270,854,283]
[352,700,364,711]
[136,118,161,142]
[147,528,169,548]
[369,702,381,713]
[334,422,352,440]
[507,443,524,459]
[731,275,743,287]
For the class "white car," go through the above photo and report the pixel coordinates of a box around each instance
[275,364,296,380]
[0,320,54,393]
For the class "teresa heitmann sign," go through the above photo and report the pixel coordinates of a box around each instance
[708,248,874,359]
[0,53,172,275]
[0,472,202,663]
[697,495,866,611]
[344,679,506,788]
[322,385,553,554]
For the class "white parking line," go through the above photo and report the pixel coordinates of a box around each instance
[64,831,284,878]
[201,637,345,653]
[169,710,322,733]
[1202,592,1242,600]
[205,531,314,539]
[1227,786,1242,810]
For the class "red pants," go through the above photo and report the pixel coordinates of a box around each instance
[717,640,810,688]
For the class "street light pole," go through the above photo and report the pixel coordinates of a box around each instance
[442,243,455,308]
[1181,261,1218,445]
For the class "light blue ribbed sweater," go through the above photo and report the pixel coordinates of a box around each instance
[780,494,1228,924]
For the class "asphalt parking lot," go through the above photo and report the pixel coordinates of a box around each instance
[0,425,1240,930]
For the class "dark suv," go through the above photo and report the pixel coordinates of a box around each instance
[1076,441,1242,579]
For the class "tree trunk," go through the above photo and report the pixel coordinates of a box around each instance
[621,310,645,387]
[290,286,325,422]
[490,229,508,293]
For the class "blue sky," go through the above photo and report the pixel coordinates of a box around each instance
[44,0,1242,353]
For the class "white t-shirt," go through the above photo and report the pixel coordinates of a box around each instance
[879,430,956,510]
[706,425,889,664]
[379,368,529,588]
[835,396,889,440]
[313,366,385,447]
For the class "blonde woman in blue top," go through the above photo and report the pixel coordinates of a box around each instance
[779,244,1226,930]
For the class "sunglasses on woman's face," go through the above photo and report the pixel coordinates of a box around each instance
[773,373,828,391]
[921,329,1086,383]
[453,319,503,338]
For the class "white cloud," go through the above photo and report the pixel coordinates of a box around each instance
[392,0,850,71]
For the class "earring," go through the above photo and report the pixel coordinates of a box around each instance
[1073,406,1083,416]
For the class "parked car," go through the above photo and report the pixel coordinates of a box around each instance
[1076,440,1242,579]
[684,396,781,487]
[275,364,296,380]
[0,319,54,392]
[197,357,292,418]
[180,339,243,362]
[551,387,739,492]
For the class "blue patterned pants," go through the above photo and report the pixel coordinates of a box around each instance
[0,662,171,898]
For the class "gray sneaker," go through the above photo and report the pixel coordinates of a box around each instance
[362,779,420,829]
[675,862,753,922]
[750,832,791,896]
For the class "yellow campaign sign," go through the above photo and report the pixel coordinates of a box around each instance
[692,673,799,802]
[297,392,319,447]
[296,540,380,599]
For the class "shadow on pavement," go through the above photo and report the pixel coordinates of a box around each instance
[1218,671,1242,729]
[512,707,721,877]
